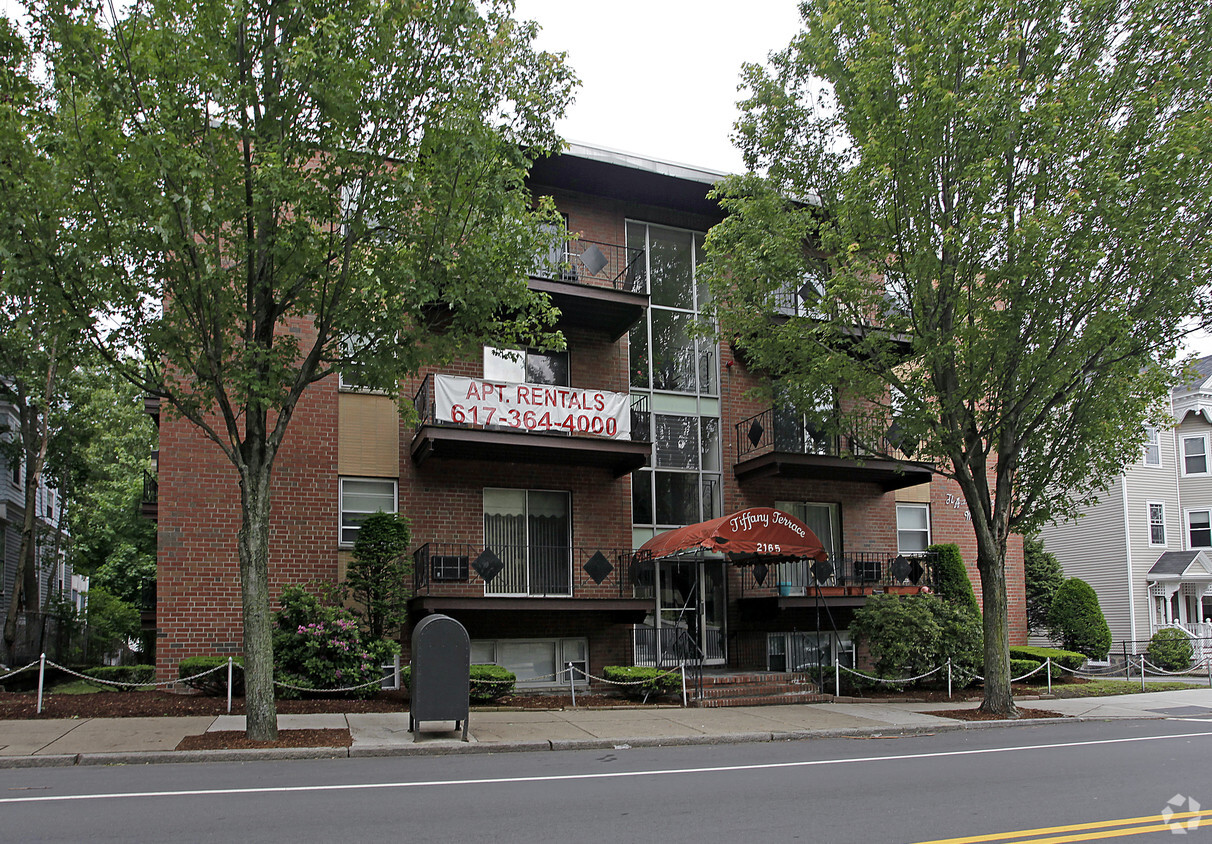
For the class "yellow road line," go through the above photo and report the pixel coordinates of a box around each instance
[910,809,1212,843]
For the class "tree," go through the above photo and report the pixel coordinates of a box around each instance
[928,543,979,618]
[0,16,91,660]
[35,0,575,738]
[705,0,1212,716]
[347,512,412,642]
[1024,536,1064,636]
[1048,578,1111,659]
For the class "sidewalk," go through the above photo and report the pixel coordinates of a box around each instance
[3,688,1212,768]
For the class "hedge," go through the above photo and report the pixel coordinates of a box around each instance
[400,664,516,703]
[1008,646,1087,671]
[1009,659,1060,683]
[602,665,682,699]
[83,665,156,692]
[178,656,244,696]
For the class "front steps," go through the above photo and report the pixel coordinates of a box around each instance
[691,671,829,707]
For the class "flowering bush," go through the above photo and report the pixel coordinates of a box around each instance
[272,585,399,699]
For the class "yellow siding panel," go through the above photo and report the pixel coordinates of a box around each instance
[338,393,400,477]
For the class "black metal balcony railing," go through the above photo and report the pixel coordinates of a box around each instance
[736,407,916,463]
[413,374,652,444]
[737,550,938,596]
[413,542,639,599]
[142,469,158,506]
[532,239,646,294]
[139,578,157,612]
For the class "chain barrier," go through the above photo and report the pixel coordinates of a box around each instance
[838,664,942,684]
[45,659,229,689]
[1138,657,1211,677]
[0,661,38,682]
[569,664,684,686]
[274,670,397,695]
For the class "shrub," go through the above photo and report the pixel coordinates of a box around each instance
[347,512,413,640]
[273,585,399,699]
[929,543,980,617]
[850,592,982,688]
[178,656,245,696]
[602,665,682,699]
[470,664,515,702]
[1048,578,1112,659]
[84,587,141,664]
[1147,628,1194,672]
[83,664,155,692]
[1008,646,1088,671]
[1024,536,1065,635]
[1008,659,1060,683]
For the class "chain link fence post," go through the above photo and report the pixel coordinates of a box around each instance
[36,652,46,714]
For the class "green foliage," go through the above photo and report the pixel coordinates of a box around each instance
[178,656,245,696]
[704,0,1212,714]
[1049,579,1112,659]
[469,664,516,703]
[602,666,682,699]
[1008,659,1059,683]
[84,587,140,664]
[273,586,399,699]
[348,512,412,641]
[1147,628,1194,672]
[929,543,979,617]
[83,664,155,692]
[849,593,982,687]
[1024,537,1066,636]
[1008,646,1087,671]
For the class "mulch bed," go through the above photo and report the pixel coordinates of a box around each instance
[176,729,353,751]
[926,707,1066,721]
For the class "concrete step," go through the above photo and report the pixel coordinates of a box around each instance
[695,691,830,708]
[690,671,826,707]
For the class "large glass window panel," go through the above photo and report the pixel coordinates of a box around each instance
[484,489,570,596]
[340,478,397,545]
[656,414,699,469]
[655,472,700,525]
[648,226,694,309]
[525,350,569,386]
[629,322,650,389]
[485,347,569,386]
[698,339,718,395]
[700,417,720,472]
[652,309,697,392]
[1184,436,1208,475]
[632,471,653,524]
[694,232,710,308]
[498,641,557,684]
[1190,510,1211,548]
[701,475,721,520]
[896,503,931,553]
[484,347,525,382]
[627,225,648,294]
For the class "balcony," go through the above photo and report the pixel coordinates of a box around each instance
[410,542,650,621]
[734,407,932,490]
[530,239,648,341]
[141,468,158,521]
[737,550,939,610]
[139,578,156,631]
[411,374,652,477]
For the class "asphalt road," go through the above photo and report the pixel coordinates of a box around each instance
[1,718,1210,843]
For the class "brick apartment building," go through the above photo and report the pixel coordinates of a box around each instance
[148,143,1027,688]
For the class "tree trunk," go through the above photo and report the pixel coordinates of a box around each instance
[237,464,278,741]
[976,545,1017,717]
[3,448,45,661]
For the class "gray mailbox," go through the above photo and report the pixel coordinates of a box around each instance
[409,613,470,741]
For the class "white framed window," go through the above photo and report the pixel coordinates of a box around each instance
[1143,427,1161,466]
[484,346,569,386]
[896,503,931,553]
[1187,509,1212,549]
[1147,502,1166,546]
[1182,435,1209,476]
[470,637,588,687]
[339,478,397,546]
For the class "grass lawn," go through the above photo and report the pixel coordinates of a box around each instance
[1047,679,1202,698]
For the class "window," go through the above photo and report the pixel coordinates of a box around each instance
[896,504,931,553]
[484,347,569,386]
[1188,510,1212,549]
[339,478,397,545]
[531,217,571,280]
[1143,427,1161,466]
[483,489,571,596]
[1148,502,1166,546]
[471,637,588,687]
[1182,435,1208,476]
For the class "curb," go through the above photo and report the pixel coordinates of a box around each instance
[0,714,1120,768]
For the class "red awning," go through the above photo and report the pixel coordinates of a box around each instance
[638,508,827,563]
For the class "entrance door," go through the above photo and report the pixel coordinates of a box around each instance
[654,559,726,665]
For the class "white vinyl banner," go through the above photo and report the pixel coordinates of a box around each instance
[433,374,632,440]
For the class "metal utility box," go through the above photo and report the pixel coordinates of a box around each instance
[408,613,470,741]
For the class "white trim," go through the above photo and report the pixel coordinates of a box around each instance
[1121,478,1137,643]
[1146,500,1167,547]
[338,477,399,547]
[1142,426,1162,466]
[895,502,931,554]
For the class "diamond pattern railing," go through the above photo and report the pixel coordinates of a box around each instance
[412,543,642,598]
[737,550,938,596]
